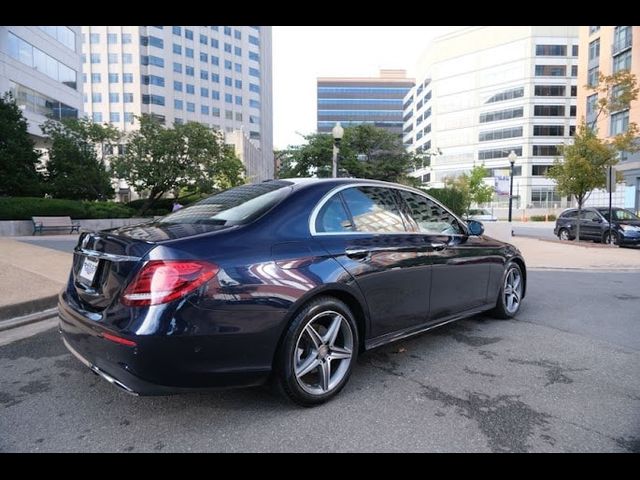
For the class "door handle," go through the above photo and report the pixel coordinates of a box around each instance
[345,248,369,259]
[430,241,447,251]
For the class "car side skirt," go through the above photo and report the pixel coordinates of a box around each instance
[364,302,497,350]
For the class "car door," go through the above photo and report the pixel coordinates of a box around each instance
[396,190,493,321]
[579,209,603,239]
[312,185,433,339]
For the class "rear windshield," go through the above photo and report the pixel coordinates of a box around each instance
[158,181,293,226]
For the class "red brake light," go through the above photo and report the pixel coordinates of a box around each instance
[121,260,219,307]
[102,332,137,347]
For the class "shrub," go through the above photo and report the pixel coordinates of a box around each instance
[530,214,557,222]
[0,197,136,220]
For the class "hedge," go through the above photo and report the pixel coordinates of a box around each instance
[0,197,135,220]
[529,214,557,222]
[422,187,466,217]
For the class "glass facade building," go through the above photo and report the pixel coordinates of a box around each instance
[316,70,414,136]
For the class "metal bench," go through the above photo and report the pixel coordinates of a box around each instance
[32,216,81,235]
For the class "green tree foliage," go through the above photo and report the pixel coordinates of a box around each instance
[422,187,466,217]
[112,115,244,215]
[278,124,418,185]
[547,71,639,241]
[446,164,494,215]
[40,118,115,200]
[0,92,43,196]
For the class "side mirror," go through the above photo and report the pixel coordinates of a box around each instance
[467,220,484,236]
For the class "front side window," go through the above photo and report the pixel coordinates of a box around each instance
[398,191,463,235]
[340,187,406,233]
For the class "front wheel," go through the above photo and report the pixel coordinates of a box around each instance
[274,297,358,407]
[603,231,619,246]
[490,262,524,319]
[558,228,572,241]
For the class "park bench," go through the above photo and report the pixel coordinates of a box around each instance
[32,216,81,235]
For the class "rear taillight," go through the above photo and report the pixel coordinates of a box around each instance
[121,260,219,307]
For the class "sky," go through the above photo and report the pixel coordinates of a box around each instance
[271,26,467,150]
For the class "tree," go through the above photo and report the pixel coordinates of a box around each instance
[446,164,494,215]
[547,70,639,242]
[40,118,114,200]
[0,92,43,196]
[112,115,244,215]
[278,124,418,185]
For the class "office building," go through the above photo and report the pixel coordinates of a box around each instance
[403,26,579,215]
[317,69,414,136]
[81,26,273,182]
[577,26,640,212]
[0,26,83,148]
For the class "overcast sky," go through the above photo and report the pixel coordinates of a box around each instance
[271,26,467,150]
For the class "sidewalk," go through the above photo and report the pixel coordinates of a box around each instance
[0,238,72,321]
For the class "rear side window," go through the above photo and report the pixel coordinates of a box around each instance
[561,210,578,218]
[315,194,353,233]
[341,186,406,233]
[158,181,292,226]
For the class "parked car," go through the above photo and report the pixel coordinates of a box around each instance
[554,207,640,246]
[59,178,527,406]
[465,208,498,222]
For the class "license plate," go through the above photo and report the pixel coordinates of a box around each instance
[79,257,99,284]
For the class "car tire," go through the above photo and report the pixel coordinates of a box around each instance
[274,296,359,407]
[603,231,619,246]
[558,228,572,241]
[489,262,524,319]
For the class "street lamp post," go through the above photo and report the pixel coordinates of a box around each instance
[331,122,344,178]
[508,150,517,223]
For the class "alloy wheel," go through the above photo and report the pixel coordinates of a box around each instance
[559,229,570,241]
[293,311,354,396]
[503,267,522,315]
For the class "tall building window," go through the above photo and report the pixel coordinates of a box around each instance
[589,26,600,34]
[185,47,194,58]
[211,56,219,66]
[234,63,242,73]
[249,51,260,62]
[535,65,566,76]
[225,76,232,86]
[92,112,102,122]
[124,112,134,123]
[249,35,260,46]
[185,66,194,76]
[534,125,565,136]
[174,99,183,110]
[211,38,219,48]
[224,26,231,36]
[90,53,101,63]
[588,39,600,61]
[201,87,209,97]
[613,50,632,73]
[535,45,567,56]
[122,33,132,44]
[90,33,100,44]
[109,73,119,83]
[173,43,182,54]
[479,107,523,123]
[611,110,629,135]
[200,34,207,45]
[572,45,579,57]
[109,92,119,103]
[234,29,241,40]
[534,85,565,96]
[586,94,598,115]
[91,73,101,83]
[185,29,194,40]
[532,145,560,156]
[224,43,232,53]
[174,80,183,91]
[200,70,209,80]
[108,53,118,64]
[110,112,120,123]
[123,73,133,83]
[485,87,524,104]
[173,62,182,73]
[172,26,182,36]
[186,102,195,112]
[225,93,232,103]
[571,65,578,77]
[200,52,208,62]
[123,93,134,103]
[249,67,260,78]
[478,126,523,142]
[212,90,220,100]
[534,105,565,116]
[587,67,599,87]
[613,26,632,54]
[234,46,242,56]
[92,92,102,103]
[122,54,133,64]
[108,33,117,44]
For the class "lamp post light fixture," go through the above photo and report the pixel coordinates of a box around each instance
[331,122,344,178]
[508,150,517,223]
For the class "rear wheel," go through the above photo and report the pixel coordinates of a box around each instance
[603,231,619,246]
[274,297,358,407]
[558,228,572,241]
[490,262,524,319]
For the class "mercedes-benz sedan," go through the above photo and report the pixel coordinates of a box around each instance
[59,178,527,406]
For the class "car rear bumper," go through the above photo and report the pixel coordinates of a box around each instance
[58,296,273,396]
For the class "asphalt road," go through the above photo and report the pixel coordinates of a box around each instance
[513,226,556,240]
[1,270,639,452]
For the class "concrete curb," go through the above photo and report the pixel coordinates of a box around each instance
[0,294,59,322]
[0,307,58,332]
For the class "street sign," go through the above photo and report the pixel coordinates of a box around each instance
[606,166,617,193]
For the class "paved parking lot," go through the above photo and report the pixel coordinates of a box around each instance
[1,269,639,452]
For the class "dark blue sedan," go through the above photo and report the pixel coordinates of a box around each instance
[59,178,526,406]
